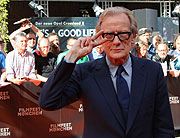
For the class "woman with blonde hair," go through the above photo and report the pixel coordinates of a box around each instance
[152,35,163,50]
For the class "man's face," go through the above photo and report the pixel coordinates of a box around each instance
[154,36,162,47]
[139,32,150,44]
[100,13,136,63]
[157,44,168,60]
[39,39,49,56]
[48,35,59,48]
[16,36,27,52]
[27,33,36,48]
[96,45,104,54]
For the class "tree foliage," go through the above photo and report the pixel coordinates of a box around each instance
[0,0,9,43]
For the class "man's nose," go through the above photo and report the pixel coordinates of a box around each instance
[23,41,26,45]
[113,36,121,44]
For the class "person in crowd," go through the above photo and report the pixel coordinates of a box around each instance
[88,44,105,61]
[167,35,180,77]
[9,18,44,53]
[6,32,36,85]
[34,37,57,82]
[0,51,6,82]
[152,35,163,50]
[169,35,180,59]
[152,43,172,76]
[39,7,174,138]
[26,32,38,53]
[131,27,155,59]
[57,37,89,64]
[0,37,7,57]
[0,57,6,82]
[135,40,149,58]
[0,41,6,82]
[0,39,6,82]
[48,33,62,56]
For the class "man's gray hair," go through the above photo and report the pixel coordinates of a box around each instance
[96,6,138,38]
[14,32,27,41]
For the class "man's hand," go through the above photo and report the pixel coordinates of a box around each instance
[65,30,107,63]
[9,78,26,85]
[20,23,32,32]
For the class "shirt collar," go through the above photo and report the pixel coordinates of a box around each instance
[106,55,132,77]
[15,49,27,57]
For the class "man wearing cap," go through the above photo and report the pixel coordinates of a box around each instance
[131,28,155,59]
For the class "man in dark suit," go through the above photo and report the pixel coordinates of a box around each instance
[39,7,174,138]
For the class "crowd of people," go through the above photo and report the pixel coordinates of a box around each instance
[0,18,106,84]
[131,27,180,77]
[0,18,179,84]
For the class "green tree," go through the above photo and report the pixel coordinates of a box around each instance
[0,0,9,43]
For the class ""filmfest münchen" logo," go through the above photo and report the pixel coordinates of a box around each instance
[18,107,42,116]
[0,128,10,136]
[49,123,72,132]
[0,91,10,100]
[169,96,180,104]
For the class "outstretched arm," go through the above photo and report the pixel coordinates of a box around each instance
[20,18,44,39]
[9,18,44,49]
[30,22,44,39]
[9,25,31,49]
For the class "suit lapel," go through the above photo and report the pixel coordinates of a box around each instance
[126,56,147,134]
[93,57,126,131]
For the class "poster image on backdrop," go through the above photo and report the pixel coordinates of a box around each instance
[30,17,98,51]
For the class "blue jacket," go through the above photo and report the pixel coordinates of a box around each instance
[39,55,174,138]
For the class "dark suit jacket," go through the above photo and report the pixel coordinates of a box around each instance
[39,55,174,138]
